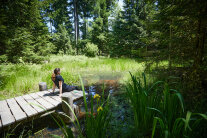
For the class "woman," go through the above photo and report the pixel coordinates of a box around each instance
[51,68,78,96]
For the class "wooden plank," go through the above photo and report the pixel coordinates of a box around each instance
[23,94,44,113]
[6,98,27,121]
[47,89,61,102]
[29,93,54,110]
[49,94,62,102]
[36,91,60,106]
[70,90,86,101]
[46,91,62,102]
[42,91,62,104]
[0,100,15,127]
[15,96,38,117]
[50,95,62,102]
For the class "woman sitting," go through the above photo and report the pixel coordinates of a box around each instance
[51,68,78,97]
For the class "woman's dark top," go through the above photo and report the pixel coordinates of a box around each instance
[53,75,75,92]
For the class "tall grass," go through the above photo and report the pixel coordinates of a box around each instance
[126,73,207,138]
[126,73,163,136]
[0,55,144,100]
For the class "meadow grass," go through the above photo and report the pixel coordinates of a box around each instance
[0,55,145,100]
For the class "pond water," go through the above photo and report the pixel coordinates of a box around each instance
[6,71,129,138]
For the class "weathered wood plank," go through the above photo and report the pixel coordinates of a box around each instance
[15,96,38,117]
[36,91,60,106]
[30,93,53,110]
[0,100,15,127]
[70,90,86,101]
[50,95,62,102]
[6,98,27,121]
[46,91,62,102]
[22,94,44,113]
[43,91,62,104]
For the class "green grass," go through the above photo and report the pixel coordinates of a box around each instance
[0,55,145,100]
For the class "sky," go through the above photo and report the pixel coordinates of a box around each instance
[119,0,124,10]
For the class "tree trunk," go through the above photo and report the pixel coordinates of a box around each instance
[191,11,207,93]
[83,15,87,39]
[193,18,206,69]
[168,23,172,69]
[74,0,79,54]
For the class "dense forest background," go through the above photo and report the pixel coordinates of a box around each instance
[0,0,207,106]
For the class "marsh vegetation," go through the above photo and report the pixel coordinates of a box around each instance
[1,0,207,137]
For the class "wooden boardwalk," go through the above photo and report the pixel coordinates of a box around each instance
[0,90,85,131]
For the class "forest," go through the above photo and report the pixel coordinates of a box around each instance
[0,0,207,137]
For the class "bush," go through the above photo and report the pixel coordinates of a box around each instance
[77,39,90,54]
[0,54,8,63]
[84,42,99,57]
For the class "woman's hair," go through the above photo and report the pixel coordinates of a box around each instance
[51,68,60,81]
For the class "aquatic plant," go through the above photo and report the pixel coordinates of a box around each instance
[80,76,111,138]
[126,72,163,136]
[126,73,207,138]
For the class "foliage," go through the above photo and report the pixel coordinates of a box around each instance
[126,73,163,136]
[0,54,8,63]
[52,25,74,55]
[0,0,53,63]
[126,73,207,137]
[6,28,34,63]
[152,111,207,138]
[110,0,152,57]
[80,76,111,138]
[84,42,99,57]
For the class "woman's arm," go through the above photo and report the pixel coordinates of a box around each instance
[59,81,63,97]
[52,82,56,92]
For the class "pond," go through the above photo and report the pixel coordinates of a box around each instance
[4,71,131,137]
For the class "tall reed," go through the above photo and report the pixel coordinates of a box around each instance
[126,72,207,138]
[126,72,163,136]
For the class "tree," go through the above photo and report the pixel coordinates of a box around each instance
[52,0,73,34]
[0,0,53,63]
[111,0,151,57]
[52,25,73,54]
[91,0,116,55]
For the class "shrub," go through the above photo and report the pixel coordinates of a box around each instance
[0,54,8,63]
[77,39,90,54]
[84,42,99,57]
